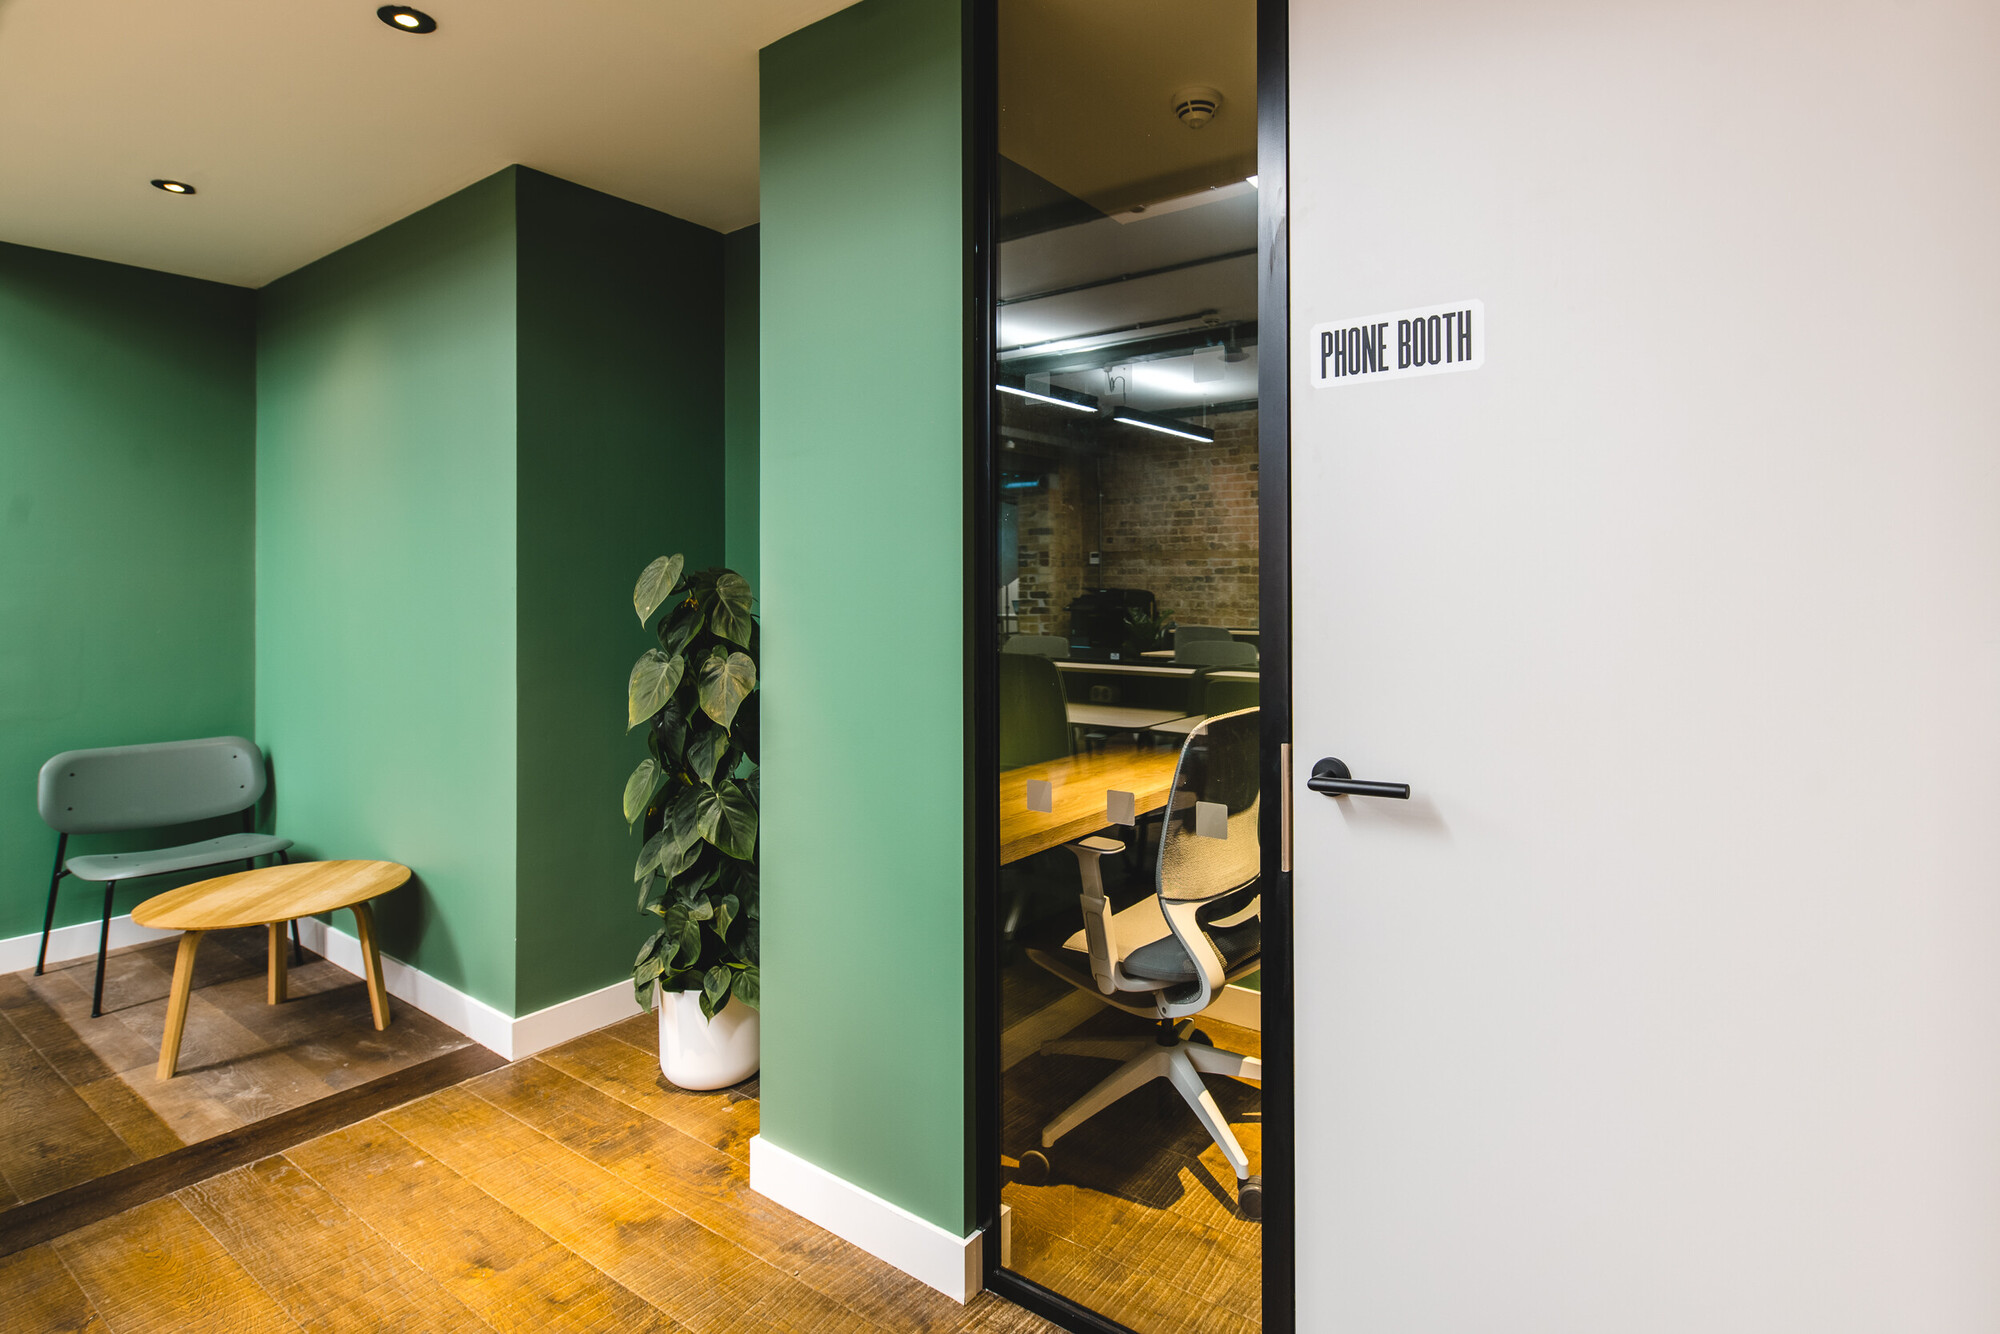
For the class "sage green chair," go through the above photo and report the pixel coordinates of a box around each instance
[1174,639,1259,668]
[1172,625,1233,647]
[37,737,294,1016]
[999,653,1074,769]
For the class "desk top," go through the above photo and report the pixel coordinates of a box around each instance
[1056,661,1196,678]
[133,860,410,930]
[1067,704,1189,729]
[1207,670,1260,682]
[999,746,1181,864]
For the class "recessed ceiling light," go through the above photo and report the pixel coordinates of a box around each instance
[151,179,196,195]
[377,5,437,33]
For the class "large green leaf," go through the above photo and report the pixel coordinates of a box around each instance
[622,758,661,827]
[651,694,689,767]
[687,724,730,785]
[700,965,732,1019]
[661,902,702,968]
[628,650,685,729]
[658,601,705,659]
[698,648,756,729]
[695,781,758,860]
[633,554,684,626]
[732,964,760,1011]
[710,571,754,646]
[634,827,674,881]
[714,892,739,941]
[634,928,665,968]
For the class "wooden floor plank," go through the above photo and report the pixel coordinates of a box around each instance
[534,1028,759,1162]
[0,1242,109,1333]
[178,1155,494,1334]
[466,1060,970,1334]
[384,1084,815,1333]
[0,1003,135,1203]
[0,972,120,1087]
[51,1195,302,1334]
[284,1115,680,1334]
[73,1076,185,1161]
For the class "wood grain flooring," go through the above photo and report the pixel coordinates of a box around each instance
[0,927,472,1209]
[1000,999,1264,1334]
[4,1013,1069,1334]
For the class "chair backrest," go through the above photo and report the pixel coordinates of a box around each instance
[1174,639,1259,668]
[998,654,1073,768]
[1157,708,1260,904]
[1001,634,1070,660]
[1173,625,1233,646]
[38,737,266,834]
[1202,674,1260,716]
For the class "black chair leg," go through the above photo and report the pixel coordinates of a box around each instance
[36,833,67,976]
[291,918,304,965]
[91,881,116,1018]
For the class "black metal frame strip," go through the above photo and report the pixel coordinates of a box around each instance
[967,0,1294,1329]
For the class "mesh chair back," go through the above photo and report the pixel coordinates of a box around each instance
[998,653,1073,768]
[1174,639,1259,668]
[1157,709,1260,903]
[1001,634,1071,659]
[38,737,266,834]
[1173,625,1233,646]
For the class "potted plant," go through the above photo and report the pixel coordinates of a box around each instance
[622,554,761,1089]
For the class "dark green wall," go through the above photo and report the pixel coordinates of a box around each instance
[724,226,760,592]
[0,243,256,941]
[256,170,522,1011]
[514,168,726,1015]
[759,0,972,1234]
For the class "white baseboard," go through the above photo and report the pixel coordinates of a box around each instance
[750,1135,984,1303]
[289,917,643,1061]
[3,909,642,1063]
[0,913,179,975]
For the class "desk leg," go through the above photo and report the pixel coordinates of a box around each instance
[266,922,288,1005]
[157,931,204,1081]
[351,901,390,1030]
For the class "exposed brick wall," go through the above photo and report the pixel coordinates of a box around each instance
[1007,407,1258,639]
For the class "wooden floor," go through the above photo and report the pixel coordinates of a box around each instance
[0,927,471,1208]
[1001,995,1263,1334]
[3,1013,1066,1334]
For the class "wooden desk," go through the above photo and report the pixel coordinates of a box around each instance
[1067,704,1189,731]
[999,746,1181,864]
[133,860,409,1079]
[1056,661,1196,678]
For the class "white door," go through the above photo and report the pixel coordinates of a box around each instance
[1288,3,2000,1328]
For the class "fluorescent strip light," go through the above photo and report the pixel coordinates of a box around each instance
[996,381,1098,414]
[1111,410,1214,443]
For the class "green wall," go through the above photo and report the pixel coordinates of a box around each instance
[759,0,972,1234]
[0,243,256,941]
[514,168,726,1015]
[724,226,760,592]
[256,170,522,1011]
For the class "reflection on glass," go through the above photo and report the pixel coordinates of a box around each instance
[994,2,1263,1328]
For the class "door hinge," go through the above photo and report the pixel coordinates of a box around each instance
[1280,742,1293,873]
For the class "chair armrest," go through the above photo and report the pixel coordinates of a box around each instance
[1065,837,1126,994]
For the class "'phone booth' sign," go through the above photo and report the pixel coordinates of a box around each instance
[1308,300,1484,387]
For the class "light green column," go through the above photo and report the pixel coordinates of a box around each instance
[759,0,971,1234]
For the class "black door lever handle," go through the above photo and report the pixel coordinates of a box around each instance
[1308,757,1411,800]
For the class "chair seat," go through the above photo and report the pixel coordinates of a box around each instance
[1057,893,1262,985]
[66,833,293,883]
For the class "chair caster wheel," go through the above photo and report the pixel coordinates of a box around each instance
[1017,1150,1051,1185]
[1238,1174,1262,1220]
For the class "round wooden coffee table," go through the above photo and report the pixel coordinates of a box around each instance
[132,860,409,1080]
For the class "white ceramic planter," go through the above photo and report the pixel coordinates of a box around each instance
[657,988,760,1089]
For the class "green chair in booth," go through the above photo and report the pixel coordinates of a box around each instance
[999,653,1074,768]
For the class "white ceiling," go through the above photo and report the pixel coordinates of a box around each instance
[0,0,850,287]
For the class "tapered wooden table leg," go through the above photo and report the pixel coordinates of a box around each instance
[266,922,288,1005]
[158,931,204,1080]
[351,900,390,1030]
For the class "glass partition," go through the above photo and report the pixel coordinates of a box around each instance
[991,3,1263,1327]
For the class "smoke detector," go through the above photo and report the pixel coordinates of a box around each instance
[1171,86,1223,129]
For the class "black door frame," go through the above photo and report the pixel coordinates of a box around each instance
[966,1,1293,1330]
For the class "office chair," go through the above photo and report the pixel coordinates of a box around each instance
[1001,634,1071,659]
[998,652,1073,768]
[1023,708,1265,1217]
[1173,638,1258,668]
[1172,624,1233,647]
